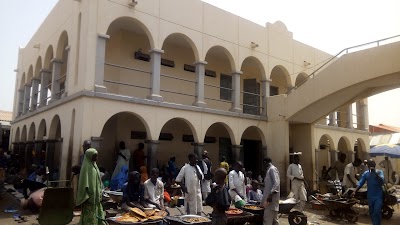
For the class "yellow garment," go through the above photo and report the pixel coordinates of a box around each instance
[220,161,229,184]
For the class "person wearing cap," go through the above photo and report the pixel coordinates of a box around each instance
[199,150,212,200]
[228,161,247,206]
[351,160,384,225]
[261,157,280,225]
[286,155,307,212]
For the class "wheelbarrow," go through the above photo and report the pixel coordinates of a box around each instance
[320,197,359,223]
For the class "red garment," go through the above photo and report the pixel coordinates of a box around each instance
[164,190,171,202]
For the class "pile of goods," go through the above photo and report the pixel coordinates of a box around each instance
[225,208,243,215]
[116,207,167,223]
[181,217,210,223]
[243,205,263,210]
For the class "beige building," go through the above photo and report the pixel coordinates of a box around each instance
[11,0,400,192]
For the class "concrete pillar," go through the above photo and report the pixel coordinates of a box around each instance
[193,61,207,107]
[62,45,71,98]
[261,79,271,117]
[356,99,369,131]
[94,34,109,93]
[17,89,24,116]
[147,48,164,101]
[145,140,160,171]
[230,71,242,113]
[328,112,337,126]
[192,143,206,160]
[34,141,44,165]
[346,104,353,129]
[22,85,31,114]
[231,145,243,163]
[30,78,40,111]
[49,58,63,103]
[39,69,51,107]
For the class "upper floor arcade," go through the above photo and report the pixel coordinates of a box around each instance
[13,0,332,122]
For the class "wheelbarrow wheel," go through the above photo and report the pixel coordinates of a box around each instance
[288,210,307,225]
[345,209,358,223]
[382,205,393,219]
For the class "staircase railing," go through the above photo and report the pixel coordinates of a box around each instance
[286,34,400,94]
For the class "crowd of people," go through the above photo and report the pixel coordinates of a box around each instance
[1,142,400,225]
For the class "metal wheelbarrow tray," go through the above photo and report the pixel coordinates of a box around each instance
[322,198,359,223]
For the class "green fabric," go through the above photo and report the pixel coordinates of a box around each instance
[80,201,104,225]
[76,148,102,206]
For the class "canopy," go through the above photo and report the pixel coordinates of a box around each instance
[370,144,400,158]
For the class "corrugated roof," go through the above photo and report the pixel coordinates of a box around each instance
[370,124,400,133]
[0,110,12,122]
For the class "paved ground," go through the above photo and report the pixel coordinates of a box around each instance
[0,191,399,225]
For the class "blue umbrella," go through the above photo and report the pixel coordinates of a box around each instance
[370,144,400,158]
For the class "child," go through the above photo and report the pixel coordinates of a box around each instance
[248,180,263,202]
[206,168,231,225]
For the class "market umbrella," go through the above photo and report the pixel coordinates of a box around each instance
[370,144,400,158]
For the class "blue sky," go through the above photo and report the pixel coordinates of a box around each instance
[1,0,399,126]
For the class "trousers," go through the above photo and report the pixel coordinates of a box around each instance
[368,196,383,225]
[263,209,279,225]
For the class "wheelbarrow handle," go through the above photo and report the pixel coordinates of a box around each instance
[311,195,324,205]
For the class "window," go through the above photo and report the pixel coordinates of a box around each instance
[270,86,279,96]
[220,74,232,101]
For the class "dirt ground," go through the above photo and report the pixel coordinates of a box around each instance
[0,191,399,225]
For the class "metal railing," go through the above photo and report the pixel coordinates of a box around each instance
[241,91,263,115]
[104,62,151,92]
[160,73,196,97]
[286,34,400,94]
[204,83,232,104]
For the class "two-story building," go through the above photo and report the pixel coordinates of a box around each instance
[11,0,372,191]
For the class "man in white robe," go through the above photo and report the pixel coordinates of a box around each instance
[262,157,280,225]
[176,153,204,215]
[287,155,307,212]
[228,161,247,204]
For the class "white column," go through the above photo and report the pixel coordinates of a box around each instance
[356,99,369,131]
[261,78,271,117]
[346,104,353,129]
[193,61,207,107]
[94,34,109,93]
[17,89,24,116]
[49,58,63,103]
[328,112,337,126]
[147,48,164,101]
[39,69,51,107]
[230,71,242,113]
[62,45,71,98]
[30,78,40,111]
[22,84,31,114]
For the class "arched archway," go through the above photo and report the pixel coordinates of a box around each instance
[270,65,292,95]
[240,57,266,115]
[204,46,237,111]
[203,122,236,168]
[35,119,47,165]
[43,45,54,104]
[354,138,368,160]
[56,31,69,97]
[160,33,199,105]
[13,127,20,154]
[317,134,334,177]
[295,72,308,86]
[338,136,352,163]
[47,115,62,178]
[27,123,36,169]
[157,118,198,168]
[104,17,153,98]
[99,112,150,172]
[240,126,266,178]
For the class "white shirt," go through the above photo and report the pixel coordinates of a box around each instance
[342,162,357,187]
[228,170,246,198]
[175,164,203,194]
[286,163,304,180]
[144,179,164,205]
